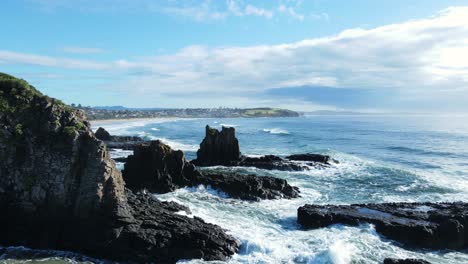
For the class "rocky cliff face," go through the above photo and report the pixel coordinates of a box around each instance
[0,73,239,263]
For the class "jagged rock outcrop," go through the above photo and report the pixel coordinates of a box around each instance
[95,127,146,150]
[193,125,241,166]
[107,189,240,263]
[122,140,300,200]
[192,125,336,170]
[123,140,198,193]
[0,73,239,263]
[383,259,431,264]
[297,202,468,250]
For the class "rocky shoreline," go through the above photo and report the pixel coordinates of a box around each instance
[1,73,466,263]
[298,202,468,250]
[121,139,300,201]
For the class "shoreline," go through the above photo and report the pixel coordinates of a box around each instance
[89,117,181,124]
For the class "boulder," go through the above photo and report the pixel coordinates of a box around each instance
[95,127,111,141]
[297,202,468,250]
[0,73,239,263]
[122,140,300,200]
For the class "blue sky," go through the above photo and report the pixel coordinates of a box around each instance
[1,0,468,112]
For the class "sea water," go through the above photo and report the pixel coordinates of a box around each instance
[2,115,468,264]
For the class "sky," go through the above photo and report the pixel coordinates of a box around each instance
[1,0,468,113]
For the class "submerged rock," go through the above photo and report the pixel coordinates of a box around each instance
[192,125,336,171]
[122,140,300,200]
[297,202,468,250]
[0,73,239,263]
[384,259,431,264]
[95,126,146,150]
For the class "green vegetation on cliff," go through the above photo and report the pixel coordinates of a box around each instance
[0,72,87,144]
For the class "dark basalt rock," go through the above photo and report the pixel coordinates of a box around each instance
[286,153,337,164]
[123,140,198,193]
[0,73,239,263]
[122,140,299,200]
[95,126,146,150]
[192,125,241,166]
[238,155,307,171]
[195,171,300,201]
[192,126,336,171]
[383,259,431,264]
[297,202,468,250]
[107,189,240,263]
[95,127,112,141]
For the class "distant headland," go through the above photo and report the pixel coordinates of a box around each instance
[73,105,300,120]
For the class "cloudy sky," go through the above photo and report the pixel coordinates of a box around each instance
[1,0,468,112]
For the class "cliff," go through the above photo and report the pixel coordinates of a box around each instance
[0,73,239,263]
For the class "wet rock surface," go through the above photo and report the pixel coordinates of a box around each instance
[383,258,431,264]
[122,140,300,200]
[286,153,337,164]
[297,202,468,250]
[197,171,300,200]
[192,126,336,171]
[107,189,241,263]
[0,73,240,263]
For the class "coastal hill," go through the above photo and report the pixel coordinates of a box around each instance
[76,105,300,120]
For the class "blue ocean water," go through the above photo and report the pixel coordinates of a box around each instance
[3,115,467,264]
[91,115,468,264]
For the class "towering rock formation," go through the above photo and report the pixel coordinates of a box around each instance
[192,125,336,170]
[0,73,239,263]
[193,125,241,166]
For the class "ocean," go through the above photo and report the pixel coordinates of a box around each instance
[2,115,468,263]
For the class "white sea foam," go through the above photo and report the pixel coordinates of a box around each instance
[151,127,160,131]
[90,118,179,135]
[262,128,290,135]
[109,148,133,159]
[157,137,198,152]
[327,240,356,264]
[220,123,239,127]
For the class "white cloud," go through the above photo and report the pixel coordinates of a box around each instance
[278,4,304,21]
[244,4,273,19]
[3,6,468,110]
[31,0,308,21]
